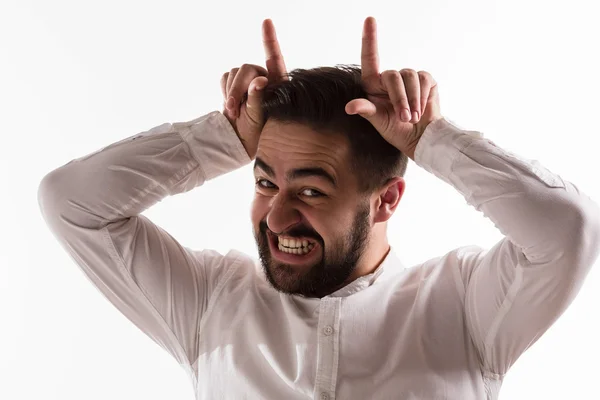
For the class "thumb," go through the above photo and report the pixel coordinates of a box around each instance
[345,98,385,129]
[246,76,269,118]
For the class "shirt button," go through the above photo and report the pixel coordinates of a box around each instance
[320,392,330,400]
[323,326,333,336]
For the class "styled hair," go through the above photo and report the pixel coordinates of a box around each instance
[259,64,408,196]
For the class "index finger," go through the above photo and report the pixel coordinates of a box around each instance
[361,16,380,80]
[262,19,289,82]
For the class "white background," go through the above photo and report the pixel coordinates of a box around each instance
[1,0,599,399]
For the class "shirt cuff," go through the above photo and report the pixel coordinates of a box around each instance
[414,117,485,179]
[179,111,252,181]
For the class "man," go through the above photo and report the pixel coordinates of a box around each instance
[38,17,600,400]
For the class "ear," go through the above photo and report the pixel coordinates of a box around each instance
[372,177,405,224]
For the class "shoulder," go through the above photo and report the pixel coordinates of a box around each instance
[190,247,270,292]
[401,245,488,296]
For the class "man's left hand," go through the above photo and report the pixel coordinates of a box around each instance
[345,17,443,160]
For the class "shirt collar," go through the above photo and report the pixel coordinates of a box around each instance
[327,245,402,297]
[254,245,405,316]
[281,245,404,317]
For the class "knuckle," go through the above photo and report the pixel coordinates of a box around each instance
[382,70,400,81]
[257,66,268,76]
[418,71,432,84]
[230,67,240,74]
[400,68,417,78]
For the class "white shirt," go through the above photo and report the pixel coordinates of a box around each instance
[38,110,600,400]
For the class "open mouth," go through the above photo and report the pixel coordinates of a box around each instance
[267,231,320,265]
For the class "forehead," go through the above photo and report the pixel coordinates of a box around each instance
[257,120,350,171]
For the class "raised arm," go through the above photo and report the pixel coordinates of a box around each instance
[347,16,600,381]
[37,18,289,385]
[416,125,600,377]
[37,110,252,381]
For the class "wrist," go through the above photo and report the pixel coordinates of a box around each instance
[402,125,425,161]
[404,116,443,161]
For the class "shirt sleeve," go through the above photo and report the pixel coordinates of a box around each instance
[37,111,252,378]
[414,117,600,377]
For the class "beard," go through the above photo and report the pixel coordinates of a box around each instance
[254,201,371,298]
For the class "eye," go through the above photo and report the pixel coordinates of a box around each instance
[256,179,276,189]
[255,179,324,198]
[301,188,324,198]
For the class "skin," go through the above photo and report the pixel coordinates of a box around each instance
[251,121,405,298]
[221,17,441,298]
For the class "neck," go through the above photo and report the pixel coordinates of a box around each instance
[346,226,390,282]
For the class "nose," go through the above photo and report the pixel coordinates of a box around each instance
[266,195,302,235]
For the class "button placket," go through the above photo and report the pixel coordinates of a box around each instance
[313,297,341,400]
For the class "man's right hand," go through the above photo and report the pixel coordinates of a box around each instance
[220,19,289,160]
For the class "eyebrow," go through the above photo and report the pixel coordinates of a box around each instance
[253,157,338,189]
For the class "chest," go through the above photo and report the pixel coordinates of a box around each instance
[195,279,484,399]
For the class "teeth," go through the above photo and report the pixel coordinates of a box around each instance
[278,243,314,255]
[278,237,314,249]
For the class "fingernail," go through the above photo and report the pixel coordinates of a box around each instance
[401,109,411,122]
[412,111,419,122]
[227,96,234,110]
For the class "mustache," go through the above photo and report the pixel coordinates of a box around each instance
[259,220,321,242]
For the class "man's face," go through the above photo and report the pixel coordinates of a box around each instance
[251,120,372,298]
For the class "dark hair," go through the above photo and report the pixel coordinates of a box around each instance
[260,64,408,196]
